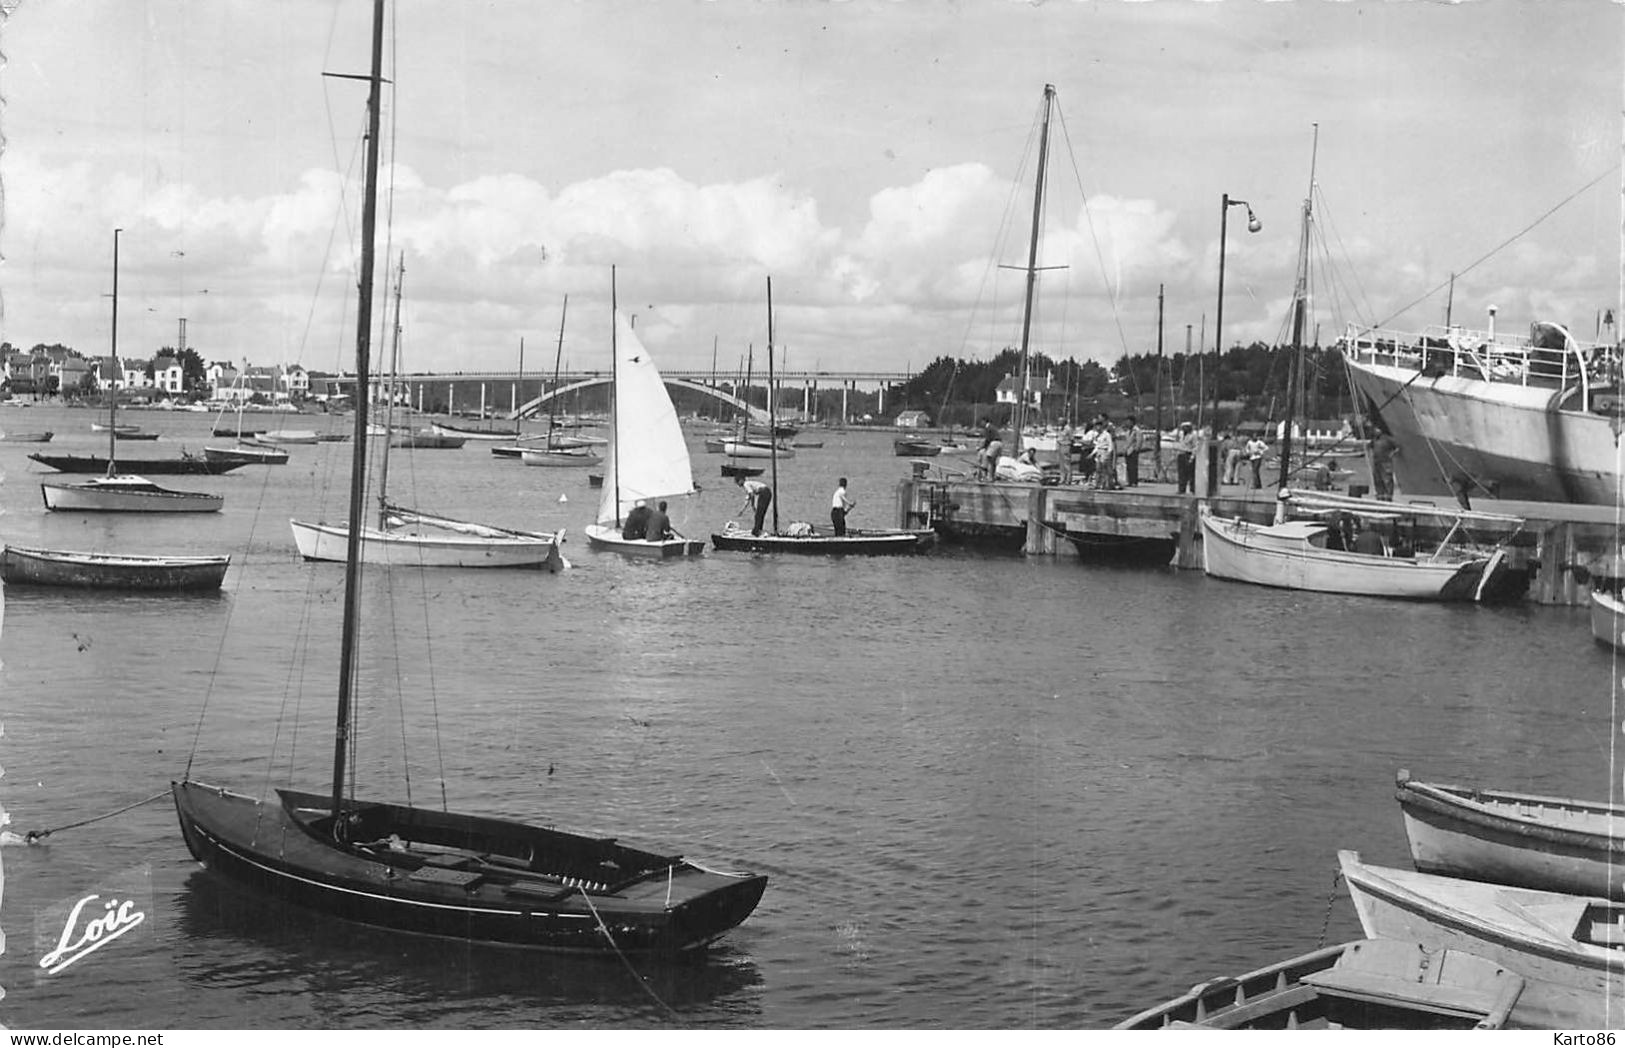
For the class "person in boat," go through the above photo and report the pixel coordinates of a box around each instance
[1351,518,1387,556]
[736,474,773,535]
[831,477,856,536]
[1175,421,1198,494]
[1314,458,1338,491]
[646,500,674,542]
[622,499,651,540]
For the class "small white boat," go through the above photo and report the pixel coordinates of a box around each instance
[1339,849,1625,1028]
[256,429,320,445]
[1199,504,1527,602]
[1590,588,1625,649]
[41,475,223,513]
[1395,769,1625,900]
[204,443,290,465]
[291,509,566,571]
[391,429,466,449]
[521,446,601,467]
[722,439,794,459]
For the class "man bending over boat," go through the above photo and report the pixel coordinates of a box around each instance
[736,475,773,536]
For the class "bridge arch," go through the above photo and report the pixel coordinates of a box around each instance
[516,377,769,425]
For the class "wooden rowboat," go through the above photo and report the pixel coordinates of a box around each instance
[1114,938,1524,1030]
[1338,849,1625,1028]
[1394,769,1625,900]
[711,524,935,555]
[0,545,228,591]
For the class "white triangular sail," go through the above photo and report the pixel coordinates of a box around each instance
[596,311,696,526]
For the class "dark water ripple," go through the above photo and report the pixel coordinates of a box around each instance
[0,409,1619,1027]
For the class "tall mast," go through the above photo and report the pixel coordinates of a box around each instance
[548,297,568,448]
[1011,84,1056,457]
[611,269,622,526]
[1154,284,1165,477]
[331,0,386,819]
[1278,124,1319,491]
[107,227,122,476]
[766,276,780,535]
[515,337,525,437]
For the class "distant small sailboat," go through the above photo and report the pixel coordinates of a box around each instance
[583,274,705,558]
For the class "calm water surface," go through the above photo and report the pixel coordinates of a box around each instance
[0,404,1615,1028]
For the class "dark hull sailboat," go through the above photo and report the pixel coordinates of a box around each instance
[30,452,247,475]
[173,0,762,957]
[171,785,766,954]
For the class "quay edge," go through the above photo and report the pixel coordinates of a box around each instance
[894,445,1625,607]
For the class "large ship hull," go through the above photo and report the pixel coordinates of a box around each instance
[1344,355,1621,505]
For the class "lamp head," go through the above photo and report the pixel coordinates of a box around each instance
[1245,209,1262,234]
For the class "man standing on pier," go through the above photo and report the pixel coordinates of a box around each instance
[1175,421,1198,494]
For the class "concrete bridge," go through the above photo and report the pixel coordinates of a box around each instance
[329,368,918,421]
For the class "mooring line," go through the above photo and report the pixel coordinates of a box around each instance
[577,887,681,1021]
[22,788,171,844]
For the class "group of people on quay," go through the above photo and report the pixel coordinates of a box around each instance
[970,415,1383,498]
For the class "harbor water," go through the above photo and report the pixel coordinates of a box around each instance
[0,404,1615,1028]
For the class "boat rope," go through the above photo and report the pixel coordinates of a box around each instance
[575,887,681,1021]
[1315,864,1343,948]
[21,788,171,844]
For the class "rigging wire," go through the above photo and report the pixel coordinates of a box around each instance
[1373,164,1620,330]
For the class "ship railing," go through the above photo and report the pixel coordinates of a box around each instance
[1341,322,1596,394]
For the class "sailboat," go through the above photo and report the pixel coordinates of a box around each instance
[290,259,567,570]
[175,0,764,954]
[711,278,935,555]
[205,368,290,465]
[583,273,705,557]
[41,229,225,514]
[521,298,603,468]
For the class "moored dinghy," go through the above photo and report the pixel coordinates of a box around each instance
[1114,938,1524,1030]
[1338,849,1625,1027]
[1394,769,1625,900]
[1,546,229,591]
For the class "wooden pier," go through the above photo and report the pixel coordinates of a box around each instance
[895,448,1625,607]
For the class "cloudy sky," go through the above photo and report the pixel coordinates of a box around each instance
[2,0,1622,380]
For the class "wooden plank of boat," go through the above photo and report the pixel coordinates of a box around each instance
[1394,769,1625,900]
[28,452,248,475]
[1114,938,1525,1030]
[1338,849,1625,1028]
[710,524,935,555]
[0,545,229,590]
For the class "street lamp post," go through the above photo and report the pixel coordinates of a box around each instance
[1213,194,1262,435]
